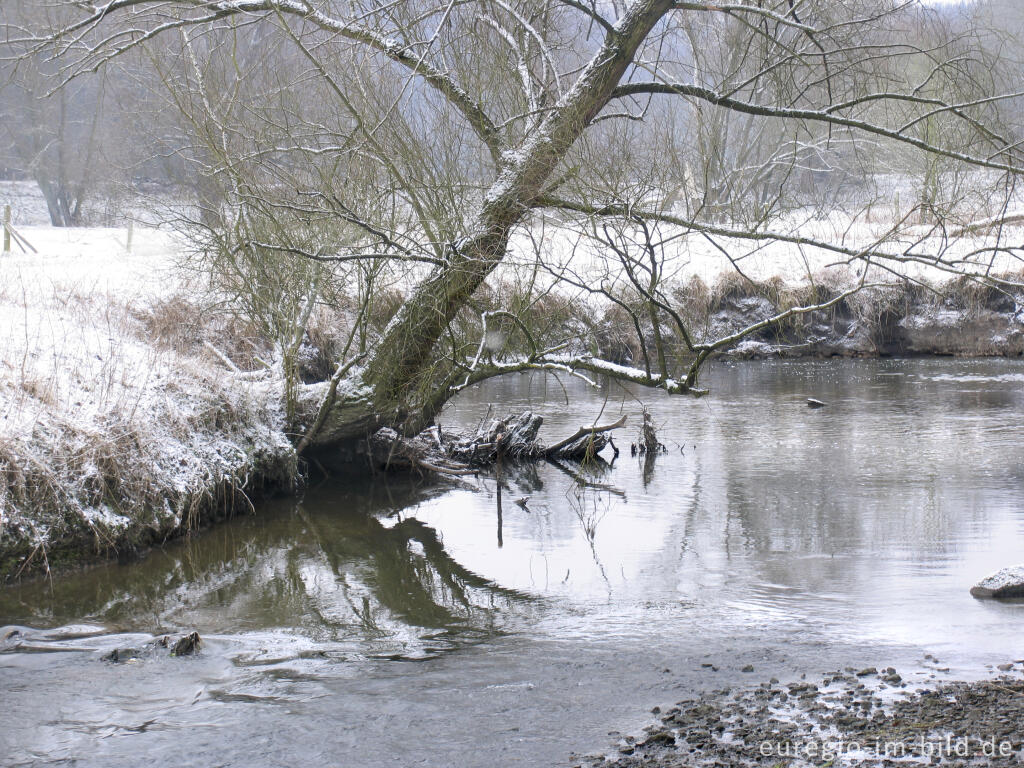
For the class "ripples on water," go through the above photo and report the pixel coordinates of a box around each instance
[2,359,1023,766]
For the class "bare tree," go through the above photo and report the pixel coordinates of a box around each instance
[0,1,180,225]
[8,0,1024,447]
[0,41,104,225]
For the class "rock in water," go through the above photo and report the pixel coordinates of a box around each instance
[171,631,202,656]
[102,647,142,663]
[971,565,1024,598]
[807,398,827,408]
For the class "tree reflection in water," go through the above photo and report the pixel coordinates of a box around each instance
[546,456,625,590]
[0,473,533,659]
[2,454,647,658]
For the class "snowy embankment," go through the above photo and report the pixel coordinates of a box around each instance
[0,222,295,580]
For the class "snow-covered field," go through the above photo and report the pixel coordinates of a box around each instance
[2,226,186,429]
[505,208,1024,296]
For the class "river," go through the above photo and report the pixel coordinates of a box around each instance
[2,359,1023,767]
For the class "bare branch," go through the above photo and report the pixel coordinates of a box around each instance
[609,82,1024,175]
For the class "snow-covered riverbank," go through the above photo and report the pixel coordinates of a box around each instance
[0,225,295,579]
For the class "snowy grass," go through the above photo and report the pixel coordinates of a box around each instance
[0,222,296,580]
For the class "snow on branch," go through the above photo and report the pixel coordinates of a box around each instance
[532,196,1024,281]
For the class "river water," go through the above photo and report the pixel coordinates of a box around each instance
[2,359,1023,767]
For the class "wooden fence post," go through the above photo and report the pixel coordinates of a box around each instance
[3,205,10,254]
[126,220,134,253]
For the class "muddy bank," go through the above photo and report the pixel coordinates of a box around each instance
[0,428,297,582]
[591,276,1024,363]
[577,668,1024,767]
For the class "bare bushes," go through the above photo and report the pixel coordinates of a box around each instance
[942,274,1021,314]
[134,296,270,367]
[162,249,1024,419]
[410,267,1024,375]
[469,280,587,357]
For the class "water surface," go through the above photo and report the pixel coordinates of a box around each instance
[2,359,1023,766]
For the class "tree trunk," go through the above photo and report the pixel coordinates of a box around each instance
[38,179,74,227]
[298,0,676,445]
[362,227,513,427]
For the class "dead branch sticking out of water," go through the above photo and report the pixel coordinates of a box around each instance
[641,407,663,453]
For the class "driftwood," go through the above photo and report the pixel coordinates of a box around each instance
[365,411,629,476]
[450,411,545,463]
[544,415,626,459]
[630,406,665,456]
[369,427,478,476]
[641,407,660,452]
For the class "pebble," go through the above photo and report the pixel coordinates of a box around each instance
[594,668,1024,768]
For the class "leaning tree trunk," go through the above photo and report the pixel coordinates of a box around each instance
[296,0,675,449]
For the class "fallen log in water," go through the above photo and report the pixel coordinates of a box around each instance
[450,411,546,463]
[368,427,479,476]
[366,411,628,475]
[544,414,626,460]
